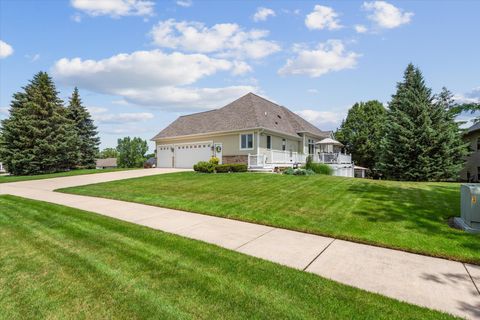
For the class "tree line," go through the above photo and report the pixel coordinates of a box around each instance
[0,71,151,175]
[335,63,473,181]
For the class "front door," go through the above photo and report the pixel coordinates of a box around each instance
[214,143,223,164]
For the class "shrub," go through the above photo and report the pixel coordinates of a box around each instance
[193,161,215,173]
[307,163,333,175]
[283,167,315,176]
[230,163,247,172]
[305,155,313,169]
[215,164,231,173]
[209,157,220,165]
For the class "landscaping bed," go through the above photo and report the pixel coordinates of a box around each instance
[0,195,454,319]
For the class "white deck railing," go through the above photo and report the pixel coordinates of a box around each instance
[315,152,351,164]
[248,151,351,168]
[248,154,266,168]
[270,150,307,164]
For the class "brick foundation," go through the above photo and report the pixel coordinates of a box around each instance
[222,155,248,164]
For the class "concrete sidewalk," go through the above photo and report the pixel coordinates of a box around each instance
[1,168,479,319]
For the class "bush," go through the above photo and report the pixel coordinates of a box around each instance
[283,167,315,176]
[307,163,332,175]
[215,164,231,173]
[305,155,313,169]
[193,161,247,173]
[230,163,247,172]
[209,157,220,165]
[193,161,215,173]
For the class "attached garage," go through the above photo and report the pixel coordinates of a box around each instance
[157,141,215,168]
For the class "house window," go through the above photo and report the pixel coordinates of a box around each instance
[477,137,480,150]
[308,139,315,155]
[477,167,480,181]
[240,133,253,150]
[282,138,286,151]
[267,135,271,149]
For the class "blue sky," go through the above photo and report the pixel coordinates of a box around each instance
[1,0,479,151]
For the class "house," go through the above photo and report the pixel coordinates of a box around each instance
[95,158,117,169]
[460,122,480,181]
[0,162,5,173]
[152,93,356,177]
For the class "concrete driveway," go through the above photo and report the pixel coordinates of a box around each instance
[1,168,479,319]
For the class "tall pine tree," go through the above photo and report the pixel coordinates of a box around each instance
[379,64,468,181]
[0,72,79,175]
[66,87,100,168]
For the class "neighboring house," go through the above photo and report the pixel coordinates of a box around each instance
[95,158,117,169]
[460,122,480,182]
[152,93,356,177]
[0,162,5,173]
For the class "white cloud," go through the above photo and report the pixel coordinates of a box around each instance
[0,40,14,59]
[150,19,280,60]
[307,89,319,94]
[25,53,40,62]
[176,0,192,7]
[113,85,257,110]
[278,40,360,77]
[362,1,413,29]
[52,50,257,110]
[296,109,346,129]
[253,7,276,22]
[71,13,82,22]
[354,24,368,33]
[71,0,154,18]
[0,107,9,115]
[305,5,342,30]
[454,87,480,104]
[94,112,154,124]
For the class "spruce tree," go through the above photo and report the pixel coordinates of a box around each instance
[66,87,100,168]
[0,72,78,175]
[380,64,468,181]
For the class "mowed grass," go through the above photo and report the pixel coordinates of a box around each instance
[60,172,480,264]
[0,195,455,319]
[0,168,131,184]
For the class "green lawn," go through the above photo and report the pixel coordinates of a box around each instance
[0,195,455,319]
[59,172,480,264]
[0,168,131,184]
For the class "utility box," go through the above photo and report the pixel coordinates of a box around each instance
[454,184,480,233]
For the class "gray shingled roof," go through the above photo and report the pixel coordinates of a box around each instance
[467,121,480,134]
[152,93,331,140]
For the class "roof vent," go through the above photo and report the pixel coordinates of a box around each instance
[277,115,282,119]
[264,112,267,116]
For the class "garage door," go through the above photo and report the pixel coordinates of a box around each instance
[157,145,174,167]
[174,142,213,168]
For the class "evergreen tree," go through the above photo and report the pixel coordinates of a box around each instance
[66,87,100,168]
[0,72,78,175]
[116,137,148,168]
[335,100,386,175]
[379,64,468,181]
